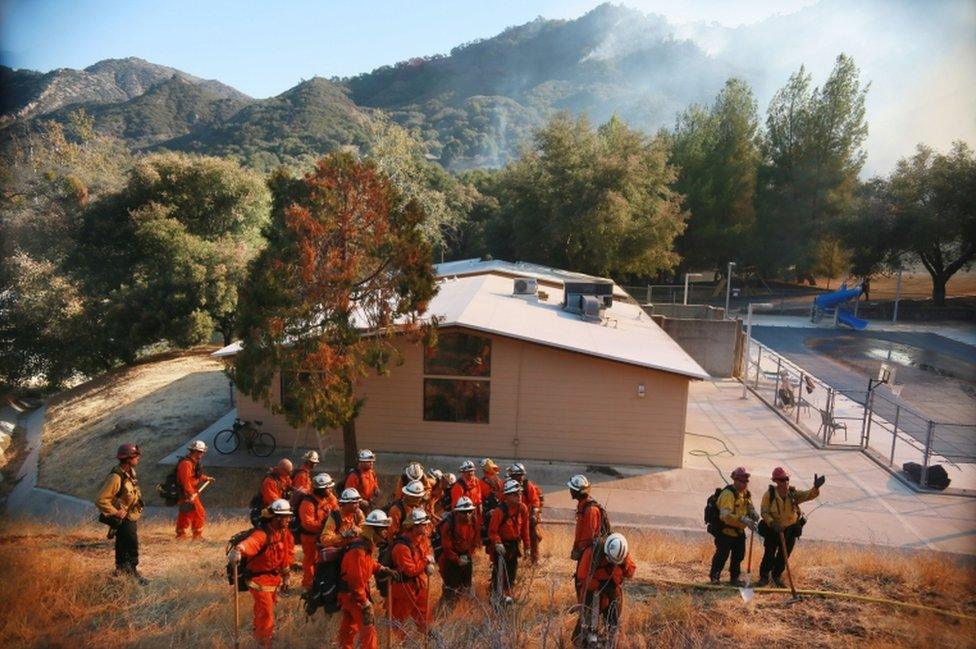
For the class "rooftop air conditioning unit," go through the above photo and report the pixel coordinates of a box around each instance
[580,295,602,321]
[513,277,538,295]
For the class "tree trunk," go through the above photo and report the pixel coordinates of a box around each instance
[932,274,948,307]
[342,418,358,474]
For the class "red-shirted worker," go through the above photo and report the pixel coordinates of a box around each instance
[568,474,608,562]
[450,460,483,511]
[261,458,294,505]
[507,463,543,562]
[227,499,293,648]
[337,509,396,649]
[175,440,212,539]
[488,478,531,604]
[437,495,480,603]
[574,532,636,646]
[320,488,367,549]
[390,508,435,638]
[296,472,337,590]
[387,480,427,541]
[345,449,381,512]
[290,450,319,503]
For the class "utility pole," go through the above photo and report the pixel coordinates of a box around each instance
[892,268,903,323]
[724,261,737,319]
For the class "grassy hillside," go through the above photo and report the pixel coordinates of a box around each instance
[0,519,972,648]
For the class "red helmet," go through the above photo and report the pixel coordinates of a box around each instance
[730,467,750,480]
[116,443,140,460]
[771,467,790,481]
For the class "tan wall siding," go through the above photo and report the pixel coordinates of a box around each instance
[235,329,689,467]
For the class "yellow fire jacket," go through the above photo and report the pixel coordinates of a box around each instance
[717,487,757,538]
[95,466,144,521]
[761,485,819,528]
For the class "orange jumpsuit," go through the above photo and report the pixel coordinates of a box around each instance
[521,479,544,560]
[573,496,604,557]
[437,514,480,599]
[175,456,206,538]
[296,491,338,589]
[345,467,380,508]
[576,545,636,629]
[390,535,431,636]
[261,473,294,557]
[237,526,292,646]
[480,474,504,504]
[291,466,312,497]
[449,476,483,510]
[488,502,530,596]
[320,507,366,548]
[338,538,382,649]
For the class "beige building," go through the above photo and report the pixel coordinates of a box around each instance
[217,261,709,468]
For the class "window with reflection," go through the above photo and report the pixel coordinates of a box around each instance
[423,332,491,423]
[424,332,491,377]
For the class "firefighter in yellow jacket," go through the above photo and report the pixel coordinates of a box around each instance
[708,467,758,586]
[757,467,824,587]
[95,443,146,583]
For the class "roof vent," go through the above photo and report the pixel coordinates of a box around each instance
[513,277,538,295]
[562,281,613,309]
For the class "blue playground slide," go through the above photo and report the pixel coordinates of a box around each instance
[836,306,868,330]
[813,284,868,329]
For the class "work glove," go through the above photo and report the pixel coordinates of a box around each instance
[361,603,375,627]
[425,563,436,576]
[457,554,471,567]
[227,548,242,563]
[740,516,758,532]
[771,521,783,534]
[495,543,506,556]
[814,473,826,489]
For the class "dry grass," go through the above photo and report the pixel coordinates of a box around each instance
[1,519,972,649]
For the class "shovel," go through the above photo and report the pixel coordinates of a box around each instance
[739,529,755,603]
[779,530,802,603]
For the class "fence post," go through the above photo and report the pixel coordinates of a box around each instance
[859,386,870,448]
[920,421,935,488]
[773,358,782,407]
[795,372,804,424]
[755,346,762,388]
[646,285,651,304]
[826,387,834,445]
[889,405,900,465]
[863,389,874,447]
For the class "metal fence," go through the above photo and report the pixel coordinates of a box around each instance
[743,338,976,494]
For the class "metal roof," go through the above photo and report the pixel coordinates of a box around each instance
[434,258,631,299]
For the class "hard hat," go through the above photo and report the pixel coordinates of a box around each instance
[459,460,476,472]
[405,462,424,481]
[731,467,751,480]
[446,473,457,485]
[358,449,376,462]
[567,474,590,492]
[312,473,335,489]
[402,479,426,499]
[454,496,476,512]
[771,467,790,481]
[603,533,628,565]
[405,507,431,526]
[187,440,207,453]
[116,443,141,460]
[481,458,499,471]
[303,450,320,463]
[364,509,392,527]
[339,487,362,504]
[427,468,444,481]
[503,478,522,495]
[507,463,526,477]
[269,499,293,517]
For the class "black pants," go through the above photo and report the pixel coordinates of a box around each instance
[759,525,798,578]
[490,542,520,596]
[709,533,745,580]
[115,519,139,571]
[440,557,473,601]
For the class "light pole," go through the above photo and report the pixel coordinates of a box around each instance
[683,272,703,305]
[741,302,774,399]
[892,268,903,324]
[724,261,737,319]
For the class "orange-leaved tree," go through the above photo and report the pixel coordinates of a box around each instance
[233,151,438,470]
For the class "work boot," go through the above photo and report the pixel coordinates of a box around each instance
[729,578,745,587]
[131,570,150,586]
[773,576,786,588]
[709,573,720,584]
[755,575,770,587]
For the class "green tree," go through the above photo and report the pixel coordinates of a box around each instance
[888,142,976,305]
[668,78,760,269]
[756,54,868,278]
[232,152,437,469]
[77,153,270,360]
[500,113,686,277]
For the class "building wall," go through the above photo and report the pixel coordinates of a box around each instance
[649,316,740,378]
[236,328,690,467]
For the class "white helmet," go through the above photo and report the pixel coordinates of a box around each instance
[312,473,335,489]
[405,507,431,526]
[303,450,320,463]
[428,468,444,481]
[187,440,207,453]
[603,533,628,565]
[358,449,376,462]
[507,463,526,477]
[503,478,522,495]
[269,499,293,516]
[339,487,362,504]
[446,473,457,486]
[402,479,426,499]
[568,474,590,492]
[459,460,476,472]
[405,462,424,481]
[454,496,476,512]
[364,509,392,527]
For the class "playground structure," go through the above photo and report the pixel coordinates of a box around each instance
[812,284,868,329]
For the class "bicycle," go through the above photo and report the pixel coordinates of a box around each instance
[214,418,276,457]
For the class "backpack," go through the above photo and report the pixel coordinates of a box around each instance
[304,538,365,616]
[481,502,512,547]
[704,486,735,537]
[334,467,360,495]
[581,499,612,539]
[289,493,318,535]
[226,526,270,592]
[375,535,413,598]
[156,457,196,506]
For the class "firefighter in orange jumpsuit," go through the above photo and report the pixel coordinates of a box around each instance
[295,472,337,590]
[387,479,427,540]
[450,460,483,511]
[290,450,319,502]
[261,458,295,568]
[345,449,381,512]
[480,458,504,509]
[507,463,542,562]
[568,474,607,561]
[175,440,212,539]
[574,533,636,646]
[227,499,294,648]
[337,509,395,649]
[488,479,531,604]
[437,495,480,603]
[390,508,435,638]
[320,488,367,549]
